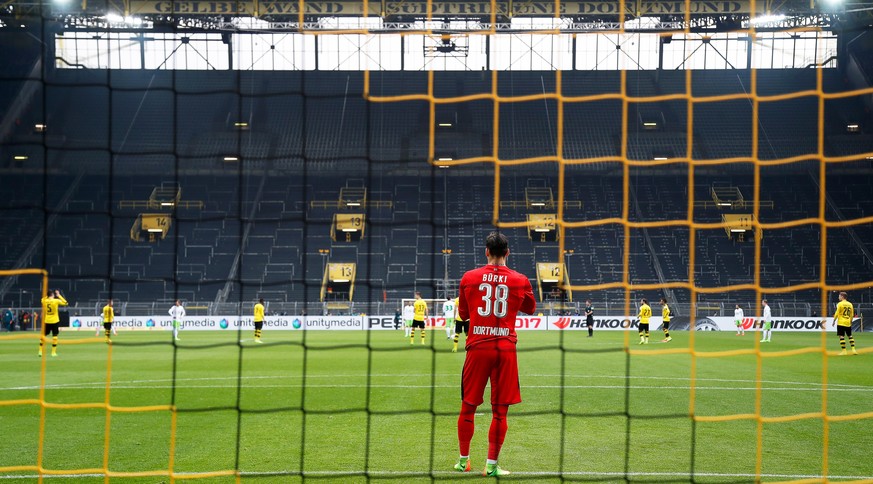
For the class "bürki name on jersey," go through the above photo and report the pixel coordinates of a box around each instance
[472,326,511,336]
[481,273,508,283]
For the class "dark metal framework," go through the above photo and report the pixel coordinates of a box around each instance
[2,0,871,33]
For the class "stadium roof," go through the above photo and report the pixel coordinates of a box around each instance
[2,0,871,32]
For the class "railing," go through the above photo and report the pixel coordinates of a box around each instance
[498,200,582,209]
[118,200,204,209]
[693,200,775,209]
[309,200,393,209]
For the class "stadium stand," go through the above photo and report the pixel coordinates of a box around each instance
[1,69,872,315]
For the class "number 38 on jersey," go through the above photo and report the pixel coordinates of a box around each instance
[478,283,509,318]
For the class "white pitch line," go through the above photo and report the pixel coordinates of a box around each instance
[4,383,873,392]
[2,470,872,480]
[2,373,870,392]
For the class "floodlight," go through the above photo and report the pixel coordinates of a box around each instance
[223,156,239,162]
[750,14,786,25]
[653,156,668,161]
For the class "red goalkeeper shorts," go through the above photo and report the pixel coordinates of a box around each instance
[461,340,521,407]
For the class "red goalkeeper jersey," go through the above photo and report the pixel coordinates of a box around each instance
[457,264,536,349]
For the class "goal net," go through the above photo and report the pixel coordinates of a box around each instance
[2,0,873,482]
[400,297,457,329]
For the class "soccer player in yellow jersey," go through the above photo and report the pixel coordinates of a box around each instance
[833,292,858,356]
[102,299,114,343]
[452,296,470,353]
[253,298,265,343]
[660,298,672,343]
[412,291,428,345]
[39,289,68,357]
[638,298,652,345]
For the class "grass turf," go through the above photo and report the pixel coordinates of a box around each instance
[1,329,871,483]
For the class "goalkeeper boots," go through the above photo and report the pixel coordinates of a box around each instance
[839,349,847,356]
[483,464,510,477]
[852,348,858,355]
[453,457,470,472]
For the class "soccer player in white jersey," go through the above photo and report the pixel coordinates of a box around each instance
[443,297,456,339]
[168,300,185,341]
[760,299,772,342]
[402,302,414,338]
[734,304,745,336]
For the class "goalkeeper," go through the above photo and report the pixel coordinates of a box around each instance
[453,232,536,477]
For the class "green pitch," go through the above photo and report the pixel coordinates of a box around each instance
[1,330,871,483]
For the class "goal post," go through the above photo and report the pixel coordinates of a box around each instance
[400,297,456,330]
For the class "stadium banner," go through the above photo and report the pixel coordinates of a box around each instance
[65,315,360,331]
[366,315,547,331]
[367,316,405,330]
[364,316,452,331]
[102,0,759,17]
[685,316,864,332]
[61,315,861,332]
[514,315,548,331]
[547,315,867,332]
[548,315,673,331]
